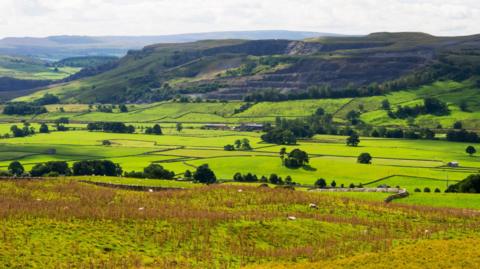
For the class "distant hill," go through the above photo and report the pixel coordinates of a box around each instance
[15,32,480,104]
[0,31,338,60]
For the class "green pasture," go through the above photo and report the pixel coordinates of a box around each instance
[323,191,480,210]
[1,129,478,191]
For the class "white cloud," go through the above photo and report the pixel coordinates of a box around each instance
[0,0,479,38]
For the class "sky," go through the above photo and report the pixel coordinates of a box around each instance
[0,0,479,38]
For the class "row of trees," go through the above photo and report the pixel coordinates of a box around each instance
[446,129,480,143]
[388,98,450,119]
[124,163,175,179]
[3,102,47,115]
[6,160,122,177]
[87,122,135,133]
[233,172,295,185]
[371,127,436,140]
[6,160,219,185]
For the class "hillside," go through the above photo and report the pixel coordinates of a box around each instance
[18,32,480,104]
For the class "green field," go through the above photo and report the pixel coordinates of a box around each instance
[1,128,478,192]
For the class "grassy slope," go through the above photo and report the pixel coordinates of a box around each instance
[8,80,480,128]
[0,55,80,80]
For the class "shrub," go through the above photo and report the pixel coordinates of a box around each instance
[45,171,60,177]
[349,183,355,188]
[102,140,112,146]
[434,188,441,193]
[0,170,12,177]
[423,187,431,193]
[124,171,145,178]
[414,188,421,192]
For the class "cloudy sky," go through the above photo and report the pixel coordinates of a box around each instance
[0,0,479,38]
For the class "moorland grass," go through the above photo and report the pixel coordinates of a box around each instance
[0,179,478,268]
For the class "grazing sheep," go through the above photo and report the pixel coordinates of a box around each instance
[138,207,145,211]
[309,203,318,209]
[287,216,297,221]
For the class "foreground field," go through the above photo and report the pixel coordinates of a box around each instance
[1,179,479,268]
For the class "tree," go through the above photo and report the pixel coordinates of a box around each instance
[346,110,361,125]
[284,149,309,168]
[119,104,128,113]
[285,175,293,185]
[241,138,252,150]
[146,124,162,135]
[331,180,337,188]
[193,164,216,184]
[184,170,192,179]
[268,174,281,185]
[72,160,122,176]
[446,174,480,193]
[152,124,162,135]
[315,178,327,188]
[261,128,296,145]
[279,147,287,163]
[315,107,325,116]
[176,122,183,132]
[346,132,360,147]
[224,144,235,151]
[357,153,372,164]
[382,99,391,110]
[423,97,449,116]
[459,101,469,112]
[144,164,175,179]
[39,123,49,133]
[234,139,242,149]
[453,121,462,129]
[233,172,243,182]
[466,146,477,156]
[8,161,24,176]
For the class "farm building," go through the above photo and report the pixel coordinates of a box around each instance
[235,123,264,131]
[202,124,231,130]
[447,161,459,167]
